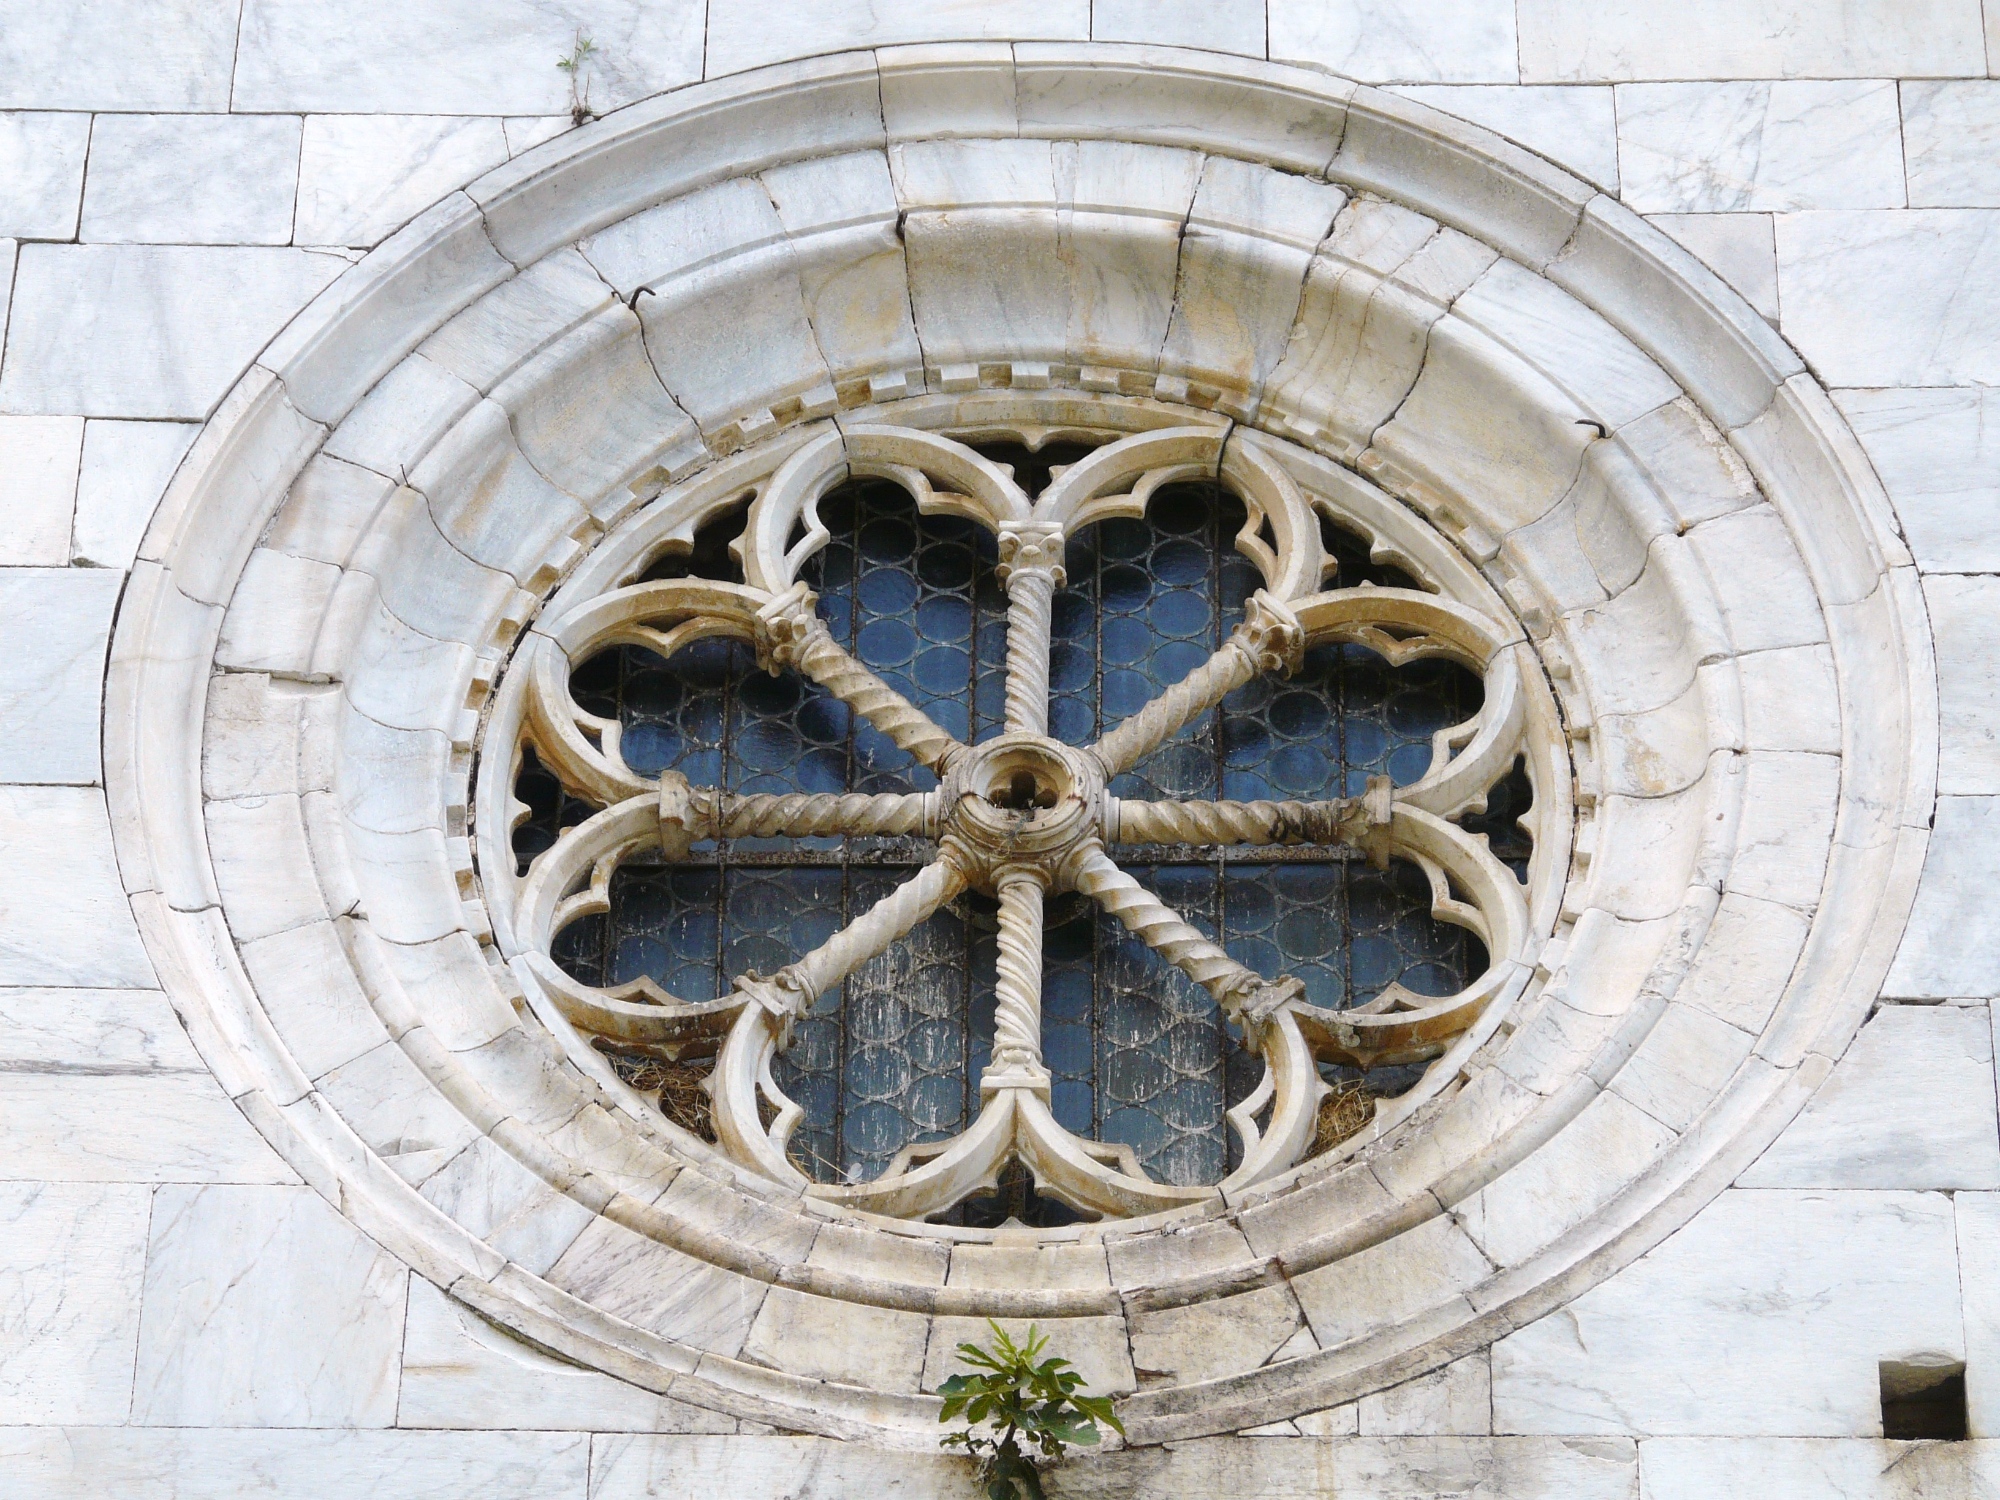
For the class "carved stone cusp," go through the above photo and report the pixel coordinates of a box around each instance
[752,581,828,674]
[1243,974,1306,1027]
[1353,772,1395,869]
[1234,589,1306,676]
[731,968,813,1046]
[657,770,696,859]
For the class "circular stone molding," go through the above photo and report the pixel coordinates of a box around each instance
[108,45,1935,1442]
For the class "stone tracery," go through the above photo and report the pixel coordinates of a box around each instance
[502,410,1552,1220]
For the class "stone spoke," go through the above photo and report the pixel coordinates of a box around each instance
[1067,841,1300,1027]
[729,856,971,1029]
[1089,590,1305,777]
[1108,783,1390,849]
[996,521,1065,736]
[753,582,967,773]
[982,866,1051,1097]
[656,771,936,855]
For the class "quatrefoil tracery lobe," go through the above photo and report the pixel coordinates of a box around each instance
[509,413,1543,1220]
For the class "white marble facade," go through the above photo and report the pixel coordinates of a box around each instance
[2,4,1998,1498]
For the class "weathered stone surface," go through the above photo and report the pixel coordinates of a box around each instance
[0,245,344,418]
[0,1181,150,1424]
[1393,84,1619,190]
[1493,1189,1964,1435]
[1292,1214,1494,1351]
[1903,81,2000,208]
[0,414,81,565]
[0,568,120,786]
[234,0,704,115]
[588,1434,1643,1499]
[1090,0,1266,57]
[707,3,1087,77]
[1616,82,1904,213]
[0,787,154,986]
[132,1184,406,1427]
[0,112,90,238]
[297,116,510,249]
[1922,575,2000,795]
[1517,0,1988,81]
[1649,213,1779,319]
[740,1287,930,1392]
[1836,386,2000,575]
[1884,796,2000,999]
[1777,210,2000,388]
[1639,1437,2000,1498]
[0,987,205,1073]
[399,1277,736,1433]
[0,1074,293,1183]
[81,114,303,245]
[1358,1355,1493,1436]
[1743,1003,2000,1189]
[1956,1193,2000,1437]
[1270,0,1518,84]
[0,1427,590,1497]
[72,419,198,570]
[1128,1283,1307,1389]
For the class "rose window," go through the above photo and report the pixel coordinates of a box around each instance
[500,401,1551,1222]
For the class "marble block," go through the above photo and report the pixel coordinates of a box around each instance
[80,114,303,245]
[1517,0,1989,82]
[1090,0,1267,57]
[297,116,511,249]
[1,1427,591,1498]
[1742,1003,2000,1190]
[0,1073,293,1184]
[0,1181,150,1424]
[1884,796,2000,998]
[0,112,90,238]
[0,988,207,1073]
[0,414,82,565]
[131,1184,407,1427]
[1640,1438,2000,1499]
[1649,213,1779,319]
[1903,81,2000,207]
[0,3,236,110]
[0,245,345,419]
[0,786,154,987]
[1391,85,1620,191]
[0,567,121,784]
[233,0,705,115]
[398,1277,735,1433]
[1616,81,1904,213]
[707,1,1089,78]
[1358,1355,1493,1436]
[1834,387,2000,575]
[1492,1189,1964,1435]
[1924,575,2000,795]
[1776,210,2000,387]
[1270,0,1519,85]
[1956,1193,2000,1436]
[71,419,199,570]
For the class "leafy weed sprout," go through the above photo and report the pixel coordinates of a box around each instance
[938,1322,1123,1500]
[557,30,597,125]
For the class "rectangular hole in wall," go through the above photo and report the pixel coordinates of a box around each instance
[1880,1357,1968,1440]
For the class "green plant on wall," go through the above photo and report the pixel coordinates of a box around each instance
[938,1322,1123,1500]
[556,29,597,125]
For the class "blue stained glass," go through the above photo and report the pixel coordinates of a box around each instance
[528,464,1504,1203]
